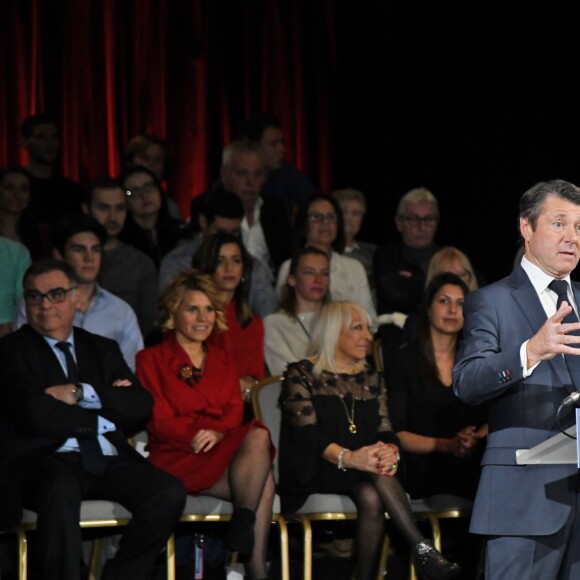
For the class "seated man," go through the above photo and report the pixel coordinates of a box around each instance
[161,186,278,317]
[13,214,143,370]
[81,175,158,339]
[0,259,186,579]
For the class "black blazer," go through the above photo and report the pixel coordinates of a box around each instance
[0,325,153,527]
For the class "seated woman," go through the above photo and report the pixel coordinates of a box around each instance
[332,187,376,300]
[264,245,330,376]
[0,166,50,259]
[124,133,183,220]
[119,165,185,269]
[386,273,488,500]
[275,193,377,329]
[192,232,266,405]
[136,270,275,580]
[279,300,460,580]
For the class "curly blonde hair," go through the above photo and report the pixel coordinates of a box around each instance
[158,269,228,333]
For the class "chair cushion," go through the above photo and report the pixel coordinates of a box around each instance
[20,500,132,525]
[295,493,357,514]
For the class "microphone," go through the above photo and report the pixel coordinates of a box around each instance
[561,390,580,408]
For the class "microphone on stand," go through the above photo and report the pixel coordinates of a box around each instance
[561,390,580,408]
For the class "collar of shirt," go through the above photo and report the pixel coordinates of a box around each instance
[44,331,76,372]
[241,195,263,231]
[521,255,576,315]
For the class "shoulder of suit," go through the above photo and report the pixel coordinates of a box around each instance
[72,326,121,351]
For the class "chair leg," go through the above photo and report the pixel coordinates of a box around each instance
[298,516,314,580]
[17,528,27,580]
[166,533,176,580]
[273,516,291,580]
[88,538,101,580]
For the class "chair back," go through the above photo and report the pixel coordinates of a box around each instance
[252,375,283,481]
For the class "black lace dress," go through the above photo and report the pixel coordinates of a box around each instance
[278,359,400,512]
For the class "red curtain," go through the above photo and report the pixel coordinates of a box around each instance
[1,0,336,218]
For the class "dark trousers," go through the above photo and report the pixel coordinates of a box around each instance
[20,452,186,580]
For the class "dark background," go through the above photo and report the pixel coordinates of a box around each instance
[3,1,580,284]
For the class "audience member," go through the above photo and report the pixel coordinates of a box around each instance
[191,140,292,277]
[264,246,330,376]
[374,186,441,315]
[0,258,186,579]
[279,300,460,580]
[332,187,377,300]
[0,166,50,259]
[192,233,266,406]
[135,270,275,580]
[426,246,483,292]
[387,273,488,499]
[20,113,82,226]
[160,186,278,317]
[82,175,158,339]
[123,133,182,220]
[275,193,377,328]
[119,165,185,269]
[0,236,31,337]
[13,215,143,370]
[237,113,315,219]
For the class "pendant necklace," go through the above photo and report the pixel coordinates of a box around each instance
[337,392,357,434]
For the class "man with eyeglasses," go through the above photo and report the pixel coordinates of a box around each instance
[0,258,186,578]
[13,214,143,370]
[373,187,441,356]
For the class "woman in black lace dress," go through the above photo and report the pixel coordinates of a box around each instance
[279,300,460,580]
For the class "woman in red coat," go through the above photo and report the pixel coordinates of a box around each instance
[136,270,274,580]
[193,232,265,404]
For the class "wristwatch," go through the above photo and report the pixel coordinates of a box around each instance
[72,383,84,403]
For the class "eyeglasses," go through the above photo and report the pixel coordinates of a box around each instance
[308,212,338,224]
[400,215,438,227]
[125,182,158,198]
[24,287,76,306]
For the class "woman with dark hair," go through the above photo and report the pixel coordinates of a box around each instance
[275,193,377,327]
[386,272,488,500]
[280,300,460,580]
[192,232,265,404]
[136,270,275,580]
[119,165,185,269]
[124,133,182,220]
[264,246,330,376]
[0,166,50,259]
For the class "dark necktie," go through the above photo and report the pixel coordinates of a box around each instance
[55,341,107,476]
[548,279,580,388]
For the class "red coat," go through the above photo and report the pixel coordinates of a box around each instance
[136,331,272,492]
[209,299,265,381]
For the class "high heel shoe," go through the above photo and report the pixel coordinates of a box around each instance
[225,508,256,557]
[412,540,461,579]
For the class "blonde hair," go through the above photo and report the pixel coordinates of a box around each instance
[158,269,228,333]
[308,300,371,377]
[397,186,439,217]
[332,188,367,210]
[426,246,478,291]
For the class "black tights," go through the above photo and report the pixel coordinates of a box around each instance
[350,474,424,580]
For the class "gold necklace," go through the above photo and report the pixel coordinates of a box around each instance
[337,393,357,434]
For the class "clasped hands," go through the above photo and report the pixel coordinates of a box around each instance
[527,301,580,368]
[343,441,400,477]
[44,379,132,405]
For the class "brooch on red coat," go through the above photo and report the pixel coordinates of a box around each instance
[179,364,202,387]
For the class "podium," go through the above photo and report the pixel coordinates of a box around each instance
[516,422,579,466]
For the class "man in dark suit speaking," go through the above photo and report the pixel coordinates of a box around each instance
[0,258,186,580]
[454,180,580,578]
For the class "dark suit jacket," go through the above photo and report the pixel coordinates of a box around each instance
[0,324,153,528]
[453,265,579,536]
